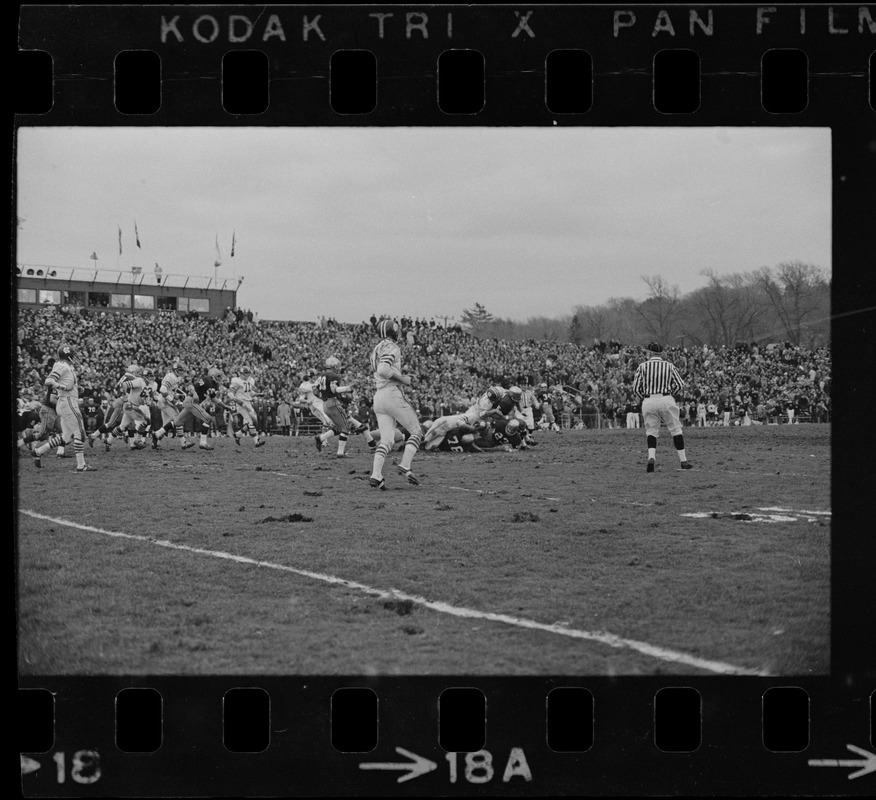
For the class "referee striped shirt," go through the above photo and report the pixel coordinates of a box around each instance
[632,356,686,398]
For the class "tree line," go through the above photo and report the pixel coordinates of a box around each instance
[460,262,830,348]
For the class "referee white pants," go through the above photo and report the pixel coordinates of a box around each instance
[641,395,683,438]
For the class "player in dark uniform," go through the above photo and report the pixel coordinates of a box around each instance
[19,389,66,457]
[493,386,538,447]
[313,357,359,458]
[151,366,229,451]
[83,394,100,435]
[87,386,126,450]
[318,358,377,456]
[474,417,528,451]
[430,422,483,453]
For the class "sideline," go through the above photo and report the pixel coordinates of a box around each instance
[20,509,770,676]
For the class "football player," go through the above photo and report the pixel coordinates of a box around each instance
[430,421,483,453]
[31,344,93,472]
[422,385,507,451]
[313,356,375,457]
[294,374,335,431]
[368,319,423,489]
[473,417,528,451]
[151,366,229,451]
[228,365,265,447]
[152,359,188,447]
[20,386,66,458]
[107,365,151,450]
[88,384,126,450]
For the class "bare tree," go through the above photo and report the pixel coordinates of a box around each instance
[605,297,640,342]
[574,304,610,343]
[754,262,829,345]
[635,275,681,344]
[692,269,768,346]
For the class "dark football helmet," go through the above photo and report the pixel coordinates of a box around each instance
[377,319,398,340]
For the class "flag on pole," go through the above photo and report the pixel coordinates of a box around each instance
[118,226,123,255]
[90,252,98,261]
[230,230,236,258]
[214,234,222,268]
[134,220,141,248]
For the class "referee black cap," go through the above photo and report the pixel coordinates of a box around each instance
[645,341,664,354]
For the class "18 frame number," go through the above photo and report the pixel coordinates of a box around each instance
[52,751,101,784]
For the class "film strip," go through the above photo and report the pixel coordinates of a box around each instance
[14,3,875,797]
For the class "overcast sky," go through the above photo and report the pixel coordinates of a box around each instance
[15,126,831,325]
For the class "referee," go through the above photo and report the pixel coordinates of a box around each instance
[632,342,693,472]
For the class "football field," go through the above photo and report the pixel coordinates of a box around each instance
[16,424,830,677]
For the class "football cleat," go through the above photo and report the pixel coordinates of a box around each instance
[235,436,241,446]
[367,440,377,449]
[75,464,96,472]
[87,435,95,448]
[647,458,655,473]
[314,434,323,452]
[680,461,693,470]
[104,441,112,452]
[181,441,195,450]
[368,477,386,490]
[397,465,420,486]
[32,453,42,469]
[335,453,350,459]
[254,440,265,448]
[199,444,214,451]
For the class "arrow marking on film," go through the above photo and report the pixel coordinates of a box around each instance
[20,756,41,776]
[808,744,876,780]
[359,747,437,783]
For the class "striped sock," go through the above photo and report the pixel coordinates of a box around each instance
[371,442,390,479]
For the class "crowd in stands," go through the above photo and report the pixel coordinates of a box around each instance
[16,305,831,433]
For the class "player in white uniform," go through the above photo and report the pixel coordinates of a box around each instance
[422,385,506,450]
[152,360,188,448]
[368,319,423,489]
[31,344,93,472]
[228,365,265,447]
[295,376,334,429]
[109,365,152,449]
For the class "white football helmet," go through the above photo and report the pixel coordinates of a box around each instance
[325,356,340,369]
[126,364,143,378]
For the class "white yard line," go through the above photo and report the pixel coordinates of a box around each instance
[757,507,831,516]
[20,509,769,677]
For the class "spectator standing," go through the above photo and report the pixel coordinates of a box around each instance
[276,399,292,436]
